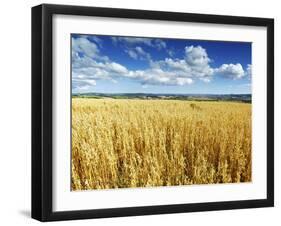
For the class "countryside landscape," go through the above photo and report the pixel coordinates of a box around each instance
[71,34,252,190]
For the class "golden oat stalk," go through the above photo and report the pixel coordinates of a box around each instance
[71,99,251,190]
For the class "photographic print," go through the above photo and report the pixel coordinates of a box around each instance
[71,34,252,191]
[32,4,273,221]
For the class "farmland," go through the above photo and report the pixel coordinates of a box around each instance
[71,98,251,190]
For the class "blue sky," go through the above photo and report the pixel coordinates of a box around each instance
[72,34,251,94]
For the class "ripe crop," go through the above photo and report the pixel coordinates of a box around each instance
[72,98,251,190]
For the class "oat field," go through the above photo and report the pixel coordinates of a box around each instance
[71,98,251,191]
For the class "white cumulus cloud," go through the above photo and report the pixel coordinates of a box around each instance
[246,64,252,79]
[126,49,138,60]
[215,63,246,79]
[112,37,167,50]
[126,46,151,61]
[72,37,99,59]
[150,45,214,83]
[72,36,250,92]
[126,68,193,86]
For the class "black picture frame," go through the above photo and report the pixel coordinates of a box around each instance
[32,3,274,222]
